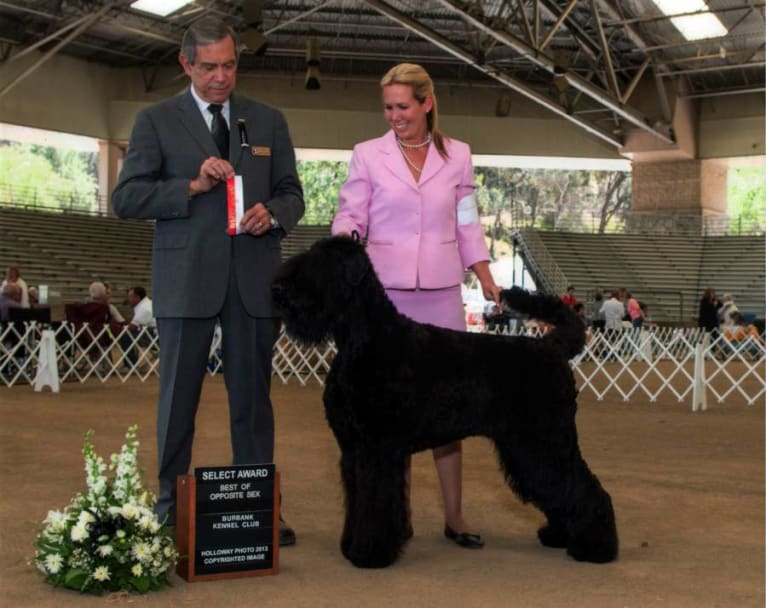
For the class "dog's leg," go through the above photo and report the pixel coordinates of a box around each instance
[559,460,619,563]
[339,449,357,558]
[341,446,409,568]
[493,435,618,563]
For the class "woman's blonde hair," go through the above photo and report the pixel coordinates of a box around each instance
[380,63,449,159]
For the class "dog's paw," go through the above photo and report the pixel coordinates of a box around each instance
[537,522,568,548]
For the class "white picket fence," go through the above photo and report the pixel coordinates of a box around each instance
[1,322,763,408]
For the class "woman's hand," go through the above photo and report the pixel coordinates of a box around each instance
[481,281,502,307]
[471,260,502,308]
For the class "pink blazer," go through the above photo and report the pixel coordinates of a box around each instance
[332,130,490,290]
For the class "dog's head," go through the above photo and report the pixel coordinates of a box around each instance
[272,236,374,344]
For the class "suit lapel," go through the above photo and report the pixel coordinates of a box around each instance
[418,140,447,186]
[176,90,219,158]
[380,131,419,193]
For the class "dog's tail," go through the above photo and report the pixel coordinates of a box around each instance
[501,286,586,359]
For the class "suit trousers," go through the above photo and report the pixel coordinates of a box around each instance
[154,267,280,524]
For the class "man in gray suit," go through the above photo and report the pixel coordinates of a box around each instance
[112,17,304,545]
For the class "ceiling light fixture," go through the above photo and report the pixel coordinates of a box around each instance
[651,0,727,41]
[130,0,192,17]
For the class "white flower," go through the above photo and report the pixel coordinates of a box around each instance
[78,510,95,525]
[138,516,154,531]
[131,564,143,577]
[70,523,88,542]
[116,529,126,539]
[93,566,110,582]
[132,542,152,563]
[121,504,139,520]
[44,554,64,574]
[43,510,67,531]
[96,545,113,557]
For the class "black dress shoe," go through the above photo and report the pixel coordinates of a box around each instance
[279,518,296,547]
[444,524,484,549]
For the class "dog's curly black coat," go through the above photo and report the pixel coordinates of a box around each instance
[272,237,618,568]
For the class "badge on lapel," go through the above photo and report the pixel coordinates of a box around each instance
[251,146,271,157]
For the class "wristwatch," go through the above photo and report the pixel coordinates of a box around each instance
[269,213,279,229]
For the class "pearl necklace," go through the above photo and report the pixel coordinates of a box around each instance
[397,139,424,174]
[396,133,432,148]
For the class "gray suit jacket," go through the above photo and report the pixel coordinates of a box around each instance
[112,90,304,318]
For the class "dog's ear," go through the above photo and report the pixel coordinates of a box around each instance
[344,249,370,286]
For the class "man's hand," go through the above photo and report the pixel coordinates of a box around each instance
[240,202,273,236]
[188,156,235,196]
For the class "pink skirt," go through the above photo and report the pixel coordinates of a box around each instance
[385,285,466,332]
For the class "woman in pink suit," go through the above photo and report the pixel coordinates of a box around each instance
[332,63,500,549]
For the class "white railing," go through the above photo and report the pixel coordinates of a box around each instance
[2,322,763,408]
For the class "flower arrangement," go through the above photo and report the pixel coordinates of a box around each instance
[34,425,178,594]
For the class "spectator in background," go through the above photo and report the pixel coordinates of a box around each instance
[119,286,156,370]
[1,266,29,309]
[592,292,605,331]
[718,293,739,327]
[0,283,22,321]
[103,282,126,324]
[127,286,155,331]
[573,301,593,344]
[87,281,123,323]
[573,301,587,326]
[600,290,625,330]
[561,285,577,308]
[626,292,643,329]
[27,286,39,308]
[698,287,721,333]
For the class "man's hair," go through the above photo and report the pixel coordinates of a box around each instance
[130,286,147,300]
[180,16,239,64]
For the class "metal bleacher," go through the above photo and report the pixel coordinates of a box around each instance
[516,228,765,324]
[0,206,331,317]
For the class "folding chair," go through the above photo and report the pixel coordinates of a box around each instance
[64,303,124,375]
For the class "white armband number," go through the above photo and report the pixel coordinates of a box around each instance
[457,193,479,226]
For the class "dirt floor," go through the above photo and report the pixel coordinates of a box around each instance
[1,377,763,607]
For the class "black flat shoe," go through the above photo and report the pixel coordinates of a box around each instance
[279,517,296,547]
[444,524,484,549]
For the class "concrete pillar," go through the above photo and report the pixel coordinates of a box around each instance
[631,158,727,216]
[97,140,125,216]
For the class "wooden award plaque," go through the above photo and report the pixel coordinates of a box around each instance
[175,465,280,582]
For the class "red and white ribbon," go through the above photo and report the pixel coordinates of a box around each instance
[226,175,244,235]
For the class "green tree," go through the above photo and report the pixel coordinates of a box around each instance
[728,167,766,232]
[296,160,348,224]
[0,142,97,212]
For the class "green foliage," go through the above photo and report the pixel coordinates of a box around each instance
[474,165,631,234]
[728,167,766,230]
[0,142,98,212]
[296,159,348,224]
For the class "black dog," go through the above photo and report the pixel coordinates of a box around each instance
[272,236,618,568]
